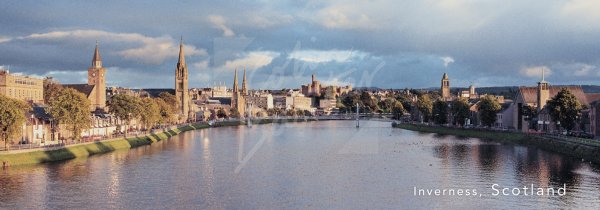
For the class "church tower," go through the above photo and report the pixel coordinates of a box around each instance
[537,68,550,112]
[441,72,450,100]
[231,69,246,117]
[242,67,248,95]
[175,38,189,121]
[88,42,106,110]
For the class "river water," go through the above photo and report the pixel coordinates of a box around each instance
[1,120,599,209]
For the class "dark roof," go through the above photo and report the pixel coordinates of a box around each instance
[32,106,51,120]
[143,89,175,98]
[518,86,590,105]
[63,84,95,97]
[210,97,231,105]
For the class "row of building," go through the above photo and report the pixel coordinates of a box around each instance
[433,71,600,137]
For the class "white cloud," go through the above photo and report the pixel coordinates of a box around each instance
[0,36,11,43]
[561,0,600,21]
[441,56,455,67]
[192,60,209,70]
[220,51,280,71]
[288,50,368,63]
[209,15,235,37]
[521,66,552,78]
[19,29,206,65]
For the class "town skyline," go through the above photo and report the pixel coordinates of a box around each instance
[2,1,600,89]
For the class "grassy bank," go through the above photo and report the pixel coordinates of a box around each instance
[394,123,600,164]
[0,118,322,167]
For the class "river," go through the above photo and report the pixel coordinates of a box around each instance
[1,120,599,209]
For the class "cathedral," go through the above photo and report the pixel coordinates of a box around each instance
[231,68,248,117]
[64,42,107,111]
[441,72,451,101]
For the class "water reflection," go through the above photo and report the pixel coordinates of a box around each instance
[1,121,599,209]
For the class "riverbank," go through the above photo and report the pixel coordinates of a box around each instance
[394,123,600,165]
[0,118,325,167]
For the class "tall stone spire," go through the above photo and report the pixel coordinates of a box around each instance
[175,37,189,120]
[233,68,239,93]
[177,37,186,68]
[92,41,102,68]
[242,67,248,95]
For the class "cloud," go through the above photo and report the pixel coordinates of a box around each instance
[288,50,368,63]
[521,66,552,78]
[441,56,455,67]
[18,29,206,65]
[574,64,596,76]
[221,51,280,70]
[561,0,600,22]
[0,36,10,43]
[209,15,235,37]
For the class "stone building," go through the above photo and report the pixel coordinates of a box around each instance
[441,72,451,100]
[64,43,107,111]
[0,69,44,104]
[231,68,247,117]
[175,38,190,121]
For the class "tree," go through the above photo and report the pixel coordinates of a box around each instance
[380,97,396,113]
[391,101,405,120]
[547,88,582,133]
[47,88,91,143]
[43,77,63,104]
[432,100,448,125]
[109,94,143,136]
[216,109,227,119]
[139,98,160,130]
[451,98,470,126]
[341,92,361,113]
[0,95,30,150]
[155,98,174,125]
[158,92,179,114]
[417,94,433,122]
[360,91,378,113]
[478,95,501,127]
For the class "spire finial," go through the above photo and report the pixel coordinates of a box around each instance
[541,68,545,82]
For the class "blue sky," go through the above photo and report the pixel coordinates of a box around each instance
[1,0,600,89]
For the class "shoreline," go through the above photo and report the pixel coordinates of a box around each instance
[0,118,329,168]
[393,123,600,165]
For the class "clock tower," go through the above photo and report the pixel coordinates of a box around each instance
[88,42,107,110]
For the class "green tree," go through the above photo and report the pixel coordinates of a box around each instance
[216,109,227,119]
[155,98,174,125]
[432,100,448,125]
[47,88,91,143]
[546,88,582,132]
[43,77,63,104]
[341,92,361,113]
[451,98,470,126]
[478,95,501,127]
[380,97,396,113]
[392,101,405,120]
[158,92,179,114]
[139,98,160,130]
[417,94,433,122]
[360,91,378,113]
[0,95,31,150]
[109,94,143,136]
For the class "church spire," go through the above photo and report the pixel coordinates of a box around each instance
[242,67,248,95]
[177,37,186,67]
[233,68,239,93]
[92,41,102,68]
[540,68,546,83]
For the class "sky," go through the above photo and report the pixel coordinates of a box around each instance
[1,0,600,89]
